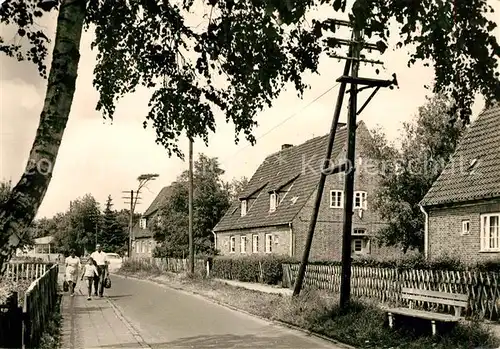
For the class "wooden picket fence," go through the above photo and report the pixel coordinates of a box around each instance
[283,263,500,320]
[0,264,59,348]
[125,257,207,275]
[3,262,49,283]
[23,263,59,348]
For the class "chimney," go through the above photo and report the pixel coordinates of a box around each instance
[281,144,293,150]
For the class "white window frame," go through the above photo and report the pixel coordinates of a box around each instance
[241,200,247,217]
[354,191,367,210]
[352,237,370,255]
[462,220,470,235]
[480,213,500,252]
[252,235,259,253]
[229,236,236,253]
[269,193,278,212]
[353,228,366,236]
[330,190,344,208]
[139,218,147,229]
[240,236,247,253]
[141,241,146,253]
[265,234,273,253]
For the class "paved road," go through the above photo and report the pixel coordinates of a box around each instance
[106,275,344,349]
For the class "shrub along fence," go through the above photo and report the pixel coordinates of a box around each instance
[283,263,500,320]
[210,255,295,285]
[0,263,59,348]
[124,257,207,275]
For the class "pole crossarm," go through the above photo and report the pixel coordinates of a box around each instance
[328,54,384,65]
[336,75,394,87]
[329,38,381,52]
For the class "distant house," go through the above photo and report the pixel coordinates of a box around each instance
[131,186,172,258]
[420,104,500,264]
[16,236,58,262]
[213,121,401,261]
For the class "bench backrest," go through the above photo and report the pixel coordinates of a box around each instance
[401,287,468,316]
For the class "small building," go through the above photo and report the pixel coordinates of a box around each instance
[131,186,172,258]
[420,104,500,264]
[15,236,59,262]
[213,121,401,261]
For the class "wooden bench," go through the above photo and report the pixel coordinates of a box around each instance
[385,288,468,336]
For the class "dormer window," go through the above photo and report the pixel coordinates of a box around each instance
[241,200,247,217]
[269,192,278,212]
[139,218,147,229]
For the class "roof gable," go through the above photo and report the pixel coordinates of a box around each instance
[214,123,357,232]
[143,186,173,217]
[421,105,500,206]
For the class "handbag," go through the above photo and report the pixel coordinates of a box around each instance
[63,278,69,292]
[104,277,111,289]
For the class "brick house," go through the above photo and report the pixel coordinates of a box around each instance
[131,186,172,258]
[213,121,401,261]
[420,104,500,264]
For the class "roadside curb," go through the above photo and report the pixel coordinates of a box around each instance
[114,273,356,349]
[105,296,152,349]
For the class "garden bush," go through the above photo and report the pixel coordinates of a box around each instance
[211,254,296,285]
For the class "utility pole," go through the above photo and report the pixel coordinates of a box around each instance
[122,173,159,257]
[292,19,398,304]
[188,138,194,275]
[339,28,361,308]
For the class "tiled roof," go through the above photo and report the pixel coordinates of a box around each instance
[143,186,172,217]
[421,105,500,207]
[213,122,361,232]
[132,222,153,239]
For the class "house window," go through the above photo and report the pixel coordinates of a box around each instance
[270,193,278,212]
[330,190,344,208]
[480,214,500,252]
[252,235,259,253]
[353,228,366,236]
[265,234,273,253]
[139,218,147,229]
[241,200,247,217]
[230,236,236,253]
[462,220,470,235]
[352,238,370,255]
[240,236,247,253]
[354,191,367,209]
[141,241,146,253]
[135,241,140,253]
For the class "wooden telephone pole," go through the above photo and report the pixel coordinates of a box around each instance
[188,138,194,274]
[292,21,398,308]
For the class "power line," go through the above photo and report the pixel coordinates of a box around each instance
[220,82,341,164]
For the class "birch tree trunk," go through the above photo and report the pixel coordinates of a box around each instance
[0,0,86,273]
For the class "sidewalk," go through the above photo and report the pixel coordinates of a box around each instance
[60,278,148,349]
[214,278,293,296]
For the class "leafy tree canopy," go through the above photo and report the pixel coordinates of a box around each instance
[153,154,232,257]
[367,94,466,252]
[2,0,498,157]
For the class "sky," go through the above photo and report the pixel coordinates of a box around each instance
[1,1,499,219]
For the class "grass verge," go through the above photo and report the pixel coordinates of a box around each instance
[118,265,499,349]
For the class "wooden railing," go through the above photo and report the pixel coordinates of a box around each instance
[3,262,49,283]
[22,263,59,348]
[283,263,500,320]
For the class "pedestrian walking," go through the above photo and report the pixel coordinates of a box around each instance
[90,244,108,297]
[65,250,81,296]
[80,257,99,300]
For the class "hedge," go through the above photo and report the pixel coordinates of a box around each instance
[211,255,296,285]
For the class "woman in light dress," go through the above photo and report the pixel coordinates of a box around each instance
[65,249,81,296]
